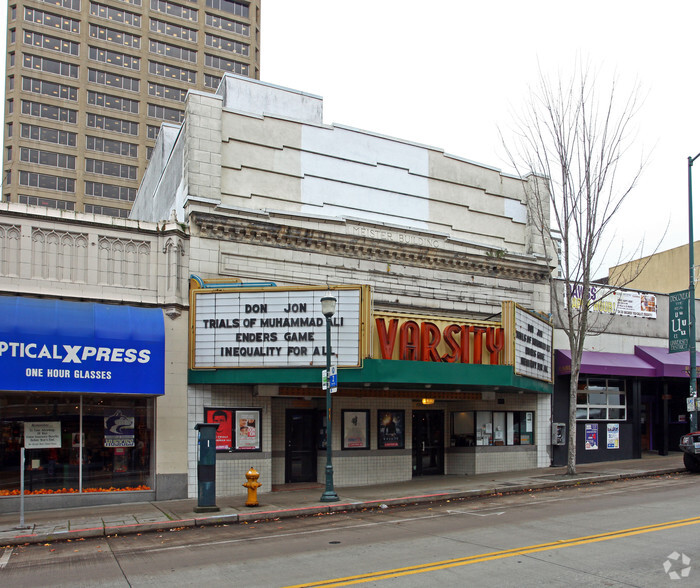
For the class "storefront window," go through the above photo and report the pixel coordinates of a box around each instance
[451,410,534,446]
[0,393,153,496]
[576,378,627,421]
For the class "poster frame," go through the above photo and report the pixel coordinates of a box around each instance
[341,409,369,450]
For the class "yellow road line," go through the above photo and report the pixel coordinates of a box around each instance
[285,515,700,587]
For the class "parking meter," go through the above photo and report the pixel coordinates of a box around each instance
[194,423,220,512]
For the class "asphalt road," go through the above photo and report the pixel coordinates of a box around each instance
[2,472,699,587]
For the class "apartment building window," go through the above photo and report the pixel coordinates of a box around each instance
[86,136,138,158]
[24,7,80,33]
[23,53,79,78]
[88,47,140,70]
[149,40,196,63]
[150,0,198,22]
[22,100,77,124]
[85,158,137,180]
[7,76,14,91]
[148,82,186,102]
[7,123,12,137]
[19,194,75,209]
[20,171,75,192]
[6,147,11,161]
[7,99,13,114]
[147,125,159,140]
[89,2,141,27]
[21,123,77,146]
[87,90,139,114]
[85,181,136,201]
[24,30,79,56]
[147,103,183,123]
[22,76,78,101]
[9,53,15,67]
[204,73,221,89]
[88,69,140,92]
[84,203,129,218]
[89,24,140,49]
[120,0,142,6]
[10,29,16,44]
[576,378,627,421]
[205,33,248,56]
[149,18,196,42]
[205,0,248,18]
[11,5,16,20]
[205,54,248,76]
[20,147,76,169]
[40,0,81,11]
[148,60,195,83]
[88,113,138,136]
[205,13,249,36]
[146,146,153,160]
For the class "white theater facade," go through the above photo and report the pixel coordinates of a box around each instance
[133,74,557,497]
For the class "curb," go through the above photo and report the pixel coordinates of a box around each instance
[0,467,686,547]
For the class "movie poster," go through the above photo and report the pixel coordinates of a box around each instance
[378,410,404,449]
[205,408,233,451]
[235,410,260,450]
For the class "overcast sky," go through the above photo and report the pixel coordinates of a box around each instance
[262,1,700,279]
[2,2,697,281]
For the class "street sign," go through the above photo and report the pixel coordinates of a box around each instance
[322,369,327,390]
[670,290,691,353]
[329,365,338,394]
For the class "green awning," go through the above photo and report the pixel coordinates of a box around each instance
[189,358,552,394]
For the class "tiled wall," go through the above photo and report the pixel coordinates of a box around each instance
[189,385,548,497]
[187,384,272,498]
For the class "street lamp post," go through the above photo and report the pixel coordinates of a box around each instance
[320,292,339,502]
[688,154,700,432]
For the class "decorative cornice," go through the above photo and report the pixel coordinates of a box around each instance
[191,211,551,283]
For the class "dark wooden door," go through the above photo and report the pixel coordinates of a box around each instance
[285,410,317,483]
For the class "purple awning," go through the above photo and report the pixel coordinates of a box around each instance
[556,346,700,379]
[634,346,700,378]
[556,349,656,377]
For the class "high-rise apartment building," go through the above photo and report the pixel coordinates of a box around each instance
[2,0,260,217]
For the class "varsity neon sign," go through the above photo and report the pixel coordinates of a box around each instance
[375,317,504,365]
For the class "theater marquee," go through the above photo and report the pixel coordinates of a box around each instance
[190,285,369,369]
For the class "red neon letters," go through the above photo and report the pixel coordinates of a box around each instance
[376,318,504,365]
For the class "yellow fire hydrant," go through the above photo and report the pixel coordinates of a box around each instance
[243,467,262,507]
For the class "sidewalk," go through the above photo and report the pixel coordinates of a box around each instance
[0,453,685,547]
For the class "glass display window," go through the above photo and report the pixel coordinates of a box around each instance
[0,392,154,496]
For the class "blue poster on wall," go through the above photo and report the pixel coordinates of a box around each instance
[0,296,165,395]
[585,423,598,450]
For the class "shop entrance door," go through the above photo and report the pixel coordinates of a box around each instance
[412,410,444,476]
[285,410,317,483]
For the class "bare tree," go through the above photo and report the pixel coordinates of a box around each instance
[505,63,645,475]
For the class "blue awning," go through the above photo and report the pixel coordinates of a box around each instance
[0,297,165,395]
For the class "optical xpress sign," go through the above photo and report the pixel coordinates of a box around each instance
[0,297,165,395]
[192,287,364,368]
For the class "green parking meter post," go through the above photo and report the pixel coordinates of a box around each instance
[194,423,220,513]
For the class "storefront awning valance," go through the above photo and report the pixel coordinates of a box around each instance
[556,346,700,379]
[0,296,165,395]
